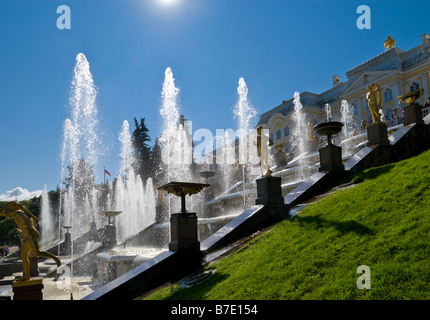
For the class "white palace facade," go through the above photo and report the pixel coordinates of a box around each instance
[257,34,430,153]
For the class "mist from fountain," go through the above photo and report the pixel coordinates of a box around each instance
[114,120,156,243]
[40,184,54,247]
[325,103,332,122]
[292,92,309,181]
[340,100,356,155]
[233,77,257,210]
[221,131,235,195]
[159,67,194,215]
[60,53,102,238]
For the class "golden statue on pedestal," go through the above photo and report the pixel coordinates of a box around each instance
[0,201,61,282]
[307,118,319,147]
[256,126,274,177]
[366,83,383,123]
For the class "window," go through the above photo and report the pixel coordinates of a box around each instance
[270,133,274,142]
[409,82,420,92]
[284,126,290,137]
[384,89,393,102]
[276,129,281,140]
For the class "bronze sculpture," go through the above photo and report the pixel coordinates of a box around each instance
[0,201,61,282]
[366,83,383,123]
[256,126,273,177]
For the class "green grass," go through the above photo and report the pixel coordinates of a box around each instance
[145,149,430,300]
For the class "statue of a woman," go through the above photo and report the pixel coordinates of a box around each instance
[366,83,383,123]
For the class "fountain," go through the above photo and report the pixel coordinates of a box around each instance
[340,100,356,155]
[159,68,194,217]
[314,121,345,173]
[325,103,332,122]
[40,184,54,248]
[291,92,310,181]
[158,182,209,252]
[199,170,215,184]
[60,53,102,239]
[113,120,156,244]
[100,211,122,249]
[398,88,425,126]
[233,77,257,210]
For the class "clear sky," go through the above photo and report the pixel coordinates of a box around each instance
[0,0,428,197]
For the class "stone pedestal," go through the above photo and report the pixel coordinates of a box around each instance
[255,176,284,207]
[12,277,43,300]
[403,103,424,126]
[62,231,72,256]
[273,151,288,168]
[318,144,344,172]
[169,212,200,253]
[255,176,289,219]
[366,122,390,147]
[102,225,117,249]
[29,256,39,277]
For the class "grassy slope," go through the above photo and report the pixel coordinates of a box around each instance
[146,149,430,300]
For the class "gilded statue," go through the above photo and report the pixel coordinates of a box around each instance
[256,126,274,177]
[0,201,61,282]
[366,83,383,123]
[307,118,319,146]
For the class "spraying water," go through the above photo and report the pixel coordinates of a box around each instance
[159,67,192,182]
[222,131,235,194]
[233,77,257,210]
[340,100,355,155]
[58,52,102,299]
[325,103,332,122]
[159,67,194,216]
[40,184,54,247]
[118,120,134,175]
[292,92,308,181]
[114,120,156,243]
[60,53,101,235]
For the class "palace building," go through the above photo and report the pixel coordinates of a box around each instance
[257,34,430,153]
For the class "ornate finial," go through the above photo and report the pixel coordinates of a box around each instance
[384,35,396,50]
[397,88,424,104]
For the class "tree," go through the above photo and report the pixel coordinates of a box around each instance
[63,158,96,204]
[131,117,152,182]
[150,137,164,183]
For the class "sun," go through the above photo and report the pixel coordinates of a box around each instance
[158,0,179,6]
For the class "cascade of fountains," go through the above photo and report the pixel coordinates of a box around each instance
[59,54,157,247]
[40,184,54,247]
[60,53,101,238]
[58,52,102,299]
[114,120,156,243]
[233,77,257,210]
[292,92,308,181]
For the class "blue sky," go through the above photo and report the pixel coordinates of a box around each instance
[0,0,428,196]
